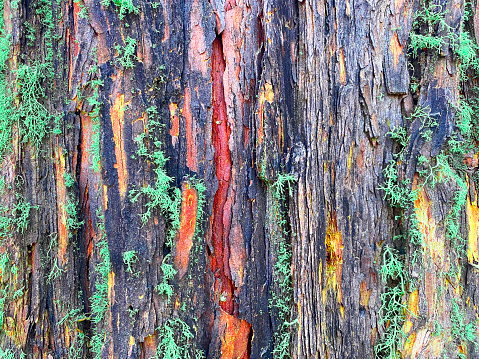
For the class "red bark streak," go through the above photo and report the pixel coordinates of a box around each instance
[183,87,198,172]
[211,37,235,315]
[175,184,198,279]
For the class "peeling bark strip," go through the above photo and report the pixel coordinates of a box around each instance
[1,0,479,358]
[211,36,235,315]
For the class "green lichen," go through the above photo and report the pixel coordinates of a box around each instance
[102,0,139,20]
[122,250,138,275]
[115,37,138,69]
[155,318,205,359]
[267,173,297,359]
[89,207,111,359]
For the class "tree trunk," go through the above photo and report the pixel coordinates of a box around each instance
[0,0,478,358]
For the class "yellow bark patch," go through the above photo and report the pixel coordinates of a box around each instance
[257,83,274,145]
[324,211,343,303]
[408,289,419,317]
[110,94,129,198]
[403,320,413,334]
[108,270,115,308]
[347,143,353,171]
[403,331,416,357]
[65,325,70,348]
[103,184,109,210]
[466,186,479,264]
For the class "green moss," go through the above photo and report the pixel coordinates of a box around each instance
[155,254,177,302]
[115,37,138,69]
[89,207,111,359]
[155,318,205,359]
[88,78,104,173]
[267,173,297,359]
[409,3,452,57]
[64,173,75,189]
[102,0,139,20]
[122,250,138,275]
[375,245,406,359]
[65,198,84,238]
[15,65,51,147]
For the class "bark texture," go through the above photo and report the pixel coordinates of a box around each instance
[0,0,478,358]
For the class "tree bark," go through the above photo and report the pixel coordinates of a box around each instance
[0,0,478,358]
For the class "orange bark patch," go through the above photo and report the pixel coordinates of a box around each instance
[338,48,347,84]
[103,184,109,210]
[359,281,371,307]
[140,334,157,359]
[54,145,68,265]
[110,94,128,198]
[414,185,443,265]
[324,211,343,303]
[467,186,479,264]
[175,183,198,279]
[218,310,251,359]
[390,32,404,69]
[403,288,419,334]
[183,87,198,172]
[403,331,417,357]
[169,103,179,147]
